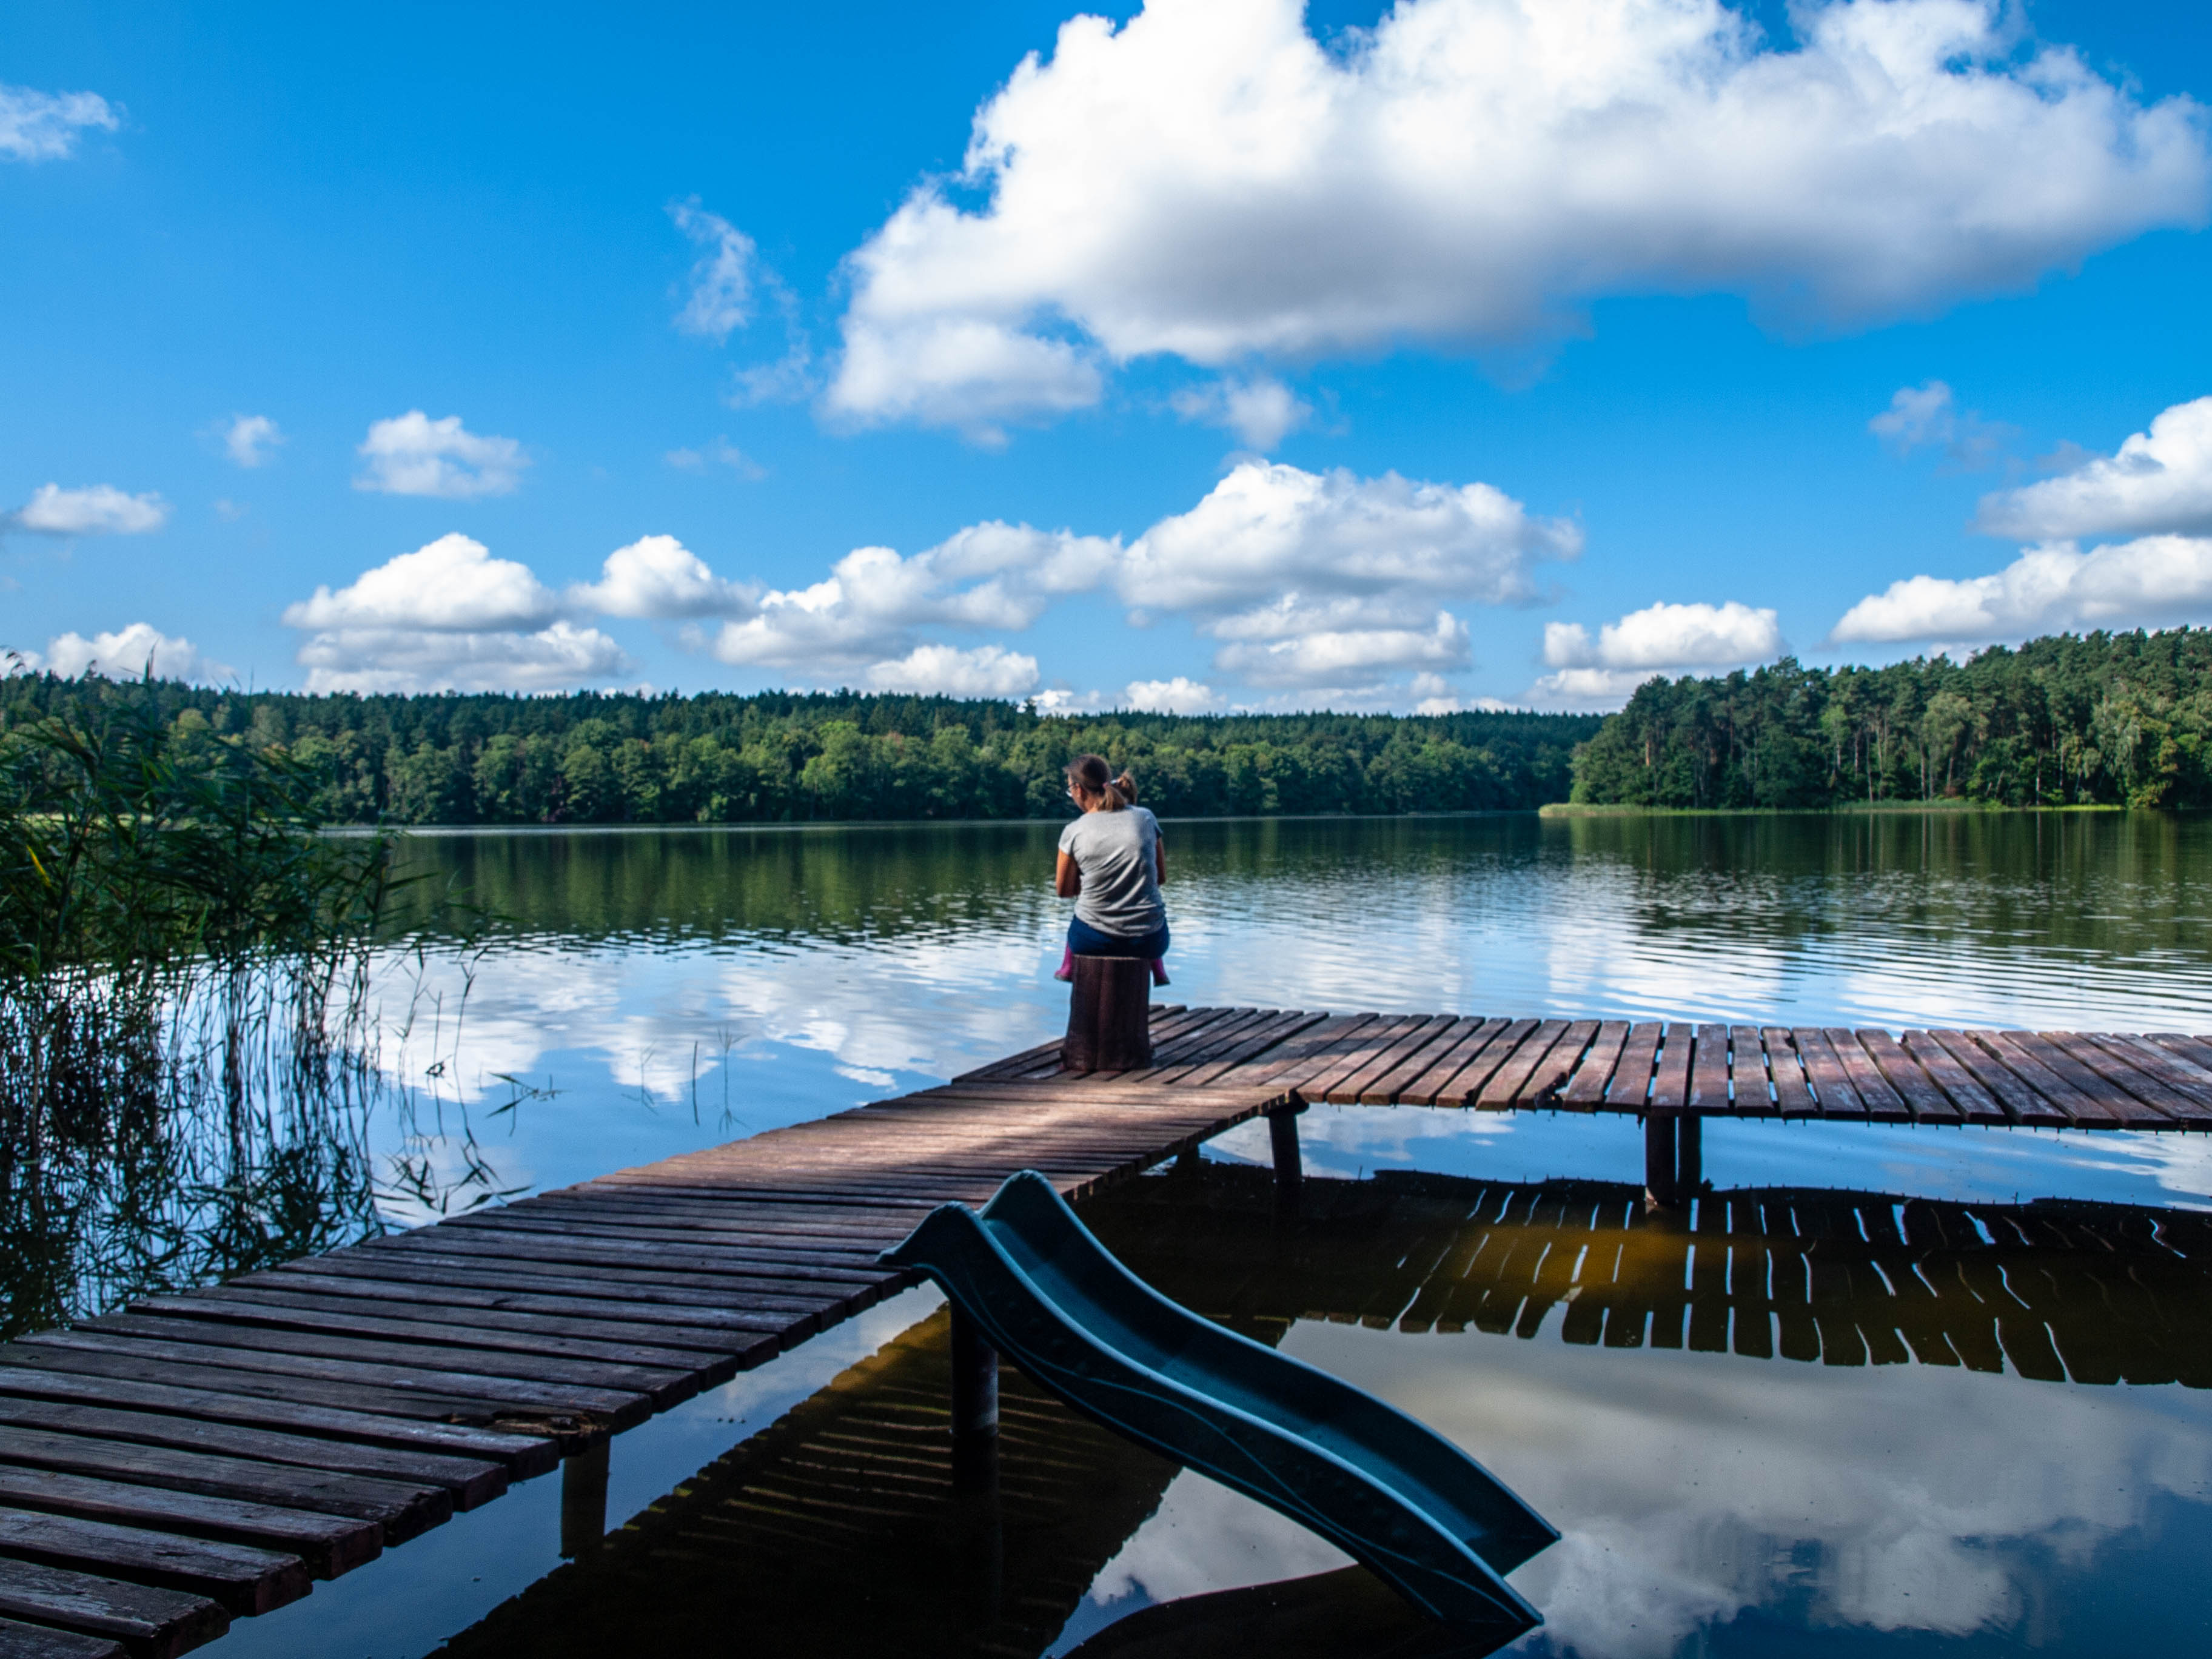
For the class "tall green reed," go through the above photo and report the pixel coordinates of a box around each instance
[0,689,484,1337]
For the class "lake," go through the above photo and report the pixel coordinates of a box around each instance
[36,811,2212,1657]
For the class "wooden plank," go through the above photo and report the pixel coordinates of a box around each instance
[252,1256,820,1327]
[1897,1031,2008,1125]
[126,1295,721,1376]
[1970,1031,2128,1127]
[0,1424,447,1544]
[1973,1039,2141,1132]
[0,1396,505,1511]
[2057,1033,2212,1125]
[1825,1030,1909,1122]
[0,1467,376,1581]
[29,1329,655,1427]
[0,1508,307,1617]
[1358,1017,1491,1105]
[1606,1023,1663,1110]
[1856,1029,1964,1124]
[0,1616,124,1659]
[1419,1019,1538,1107]
[1721,1026,1771,1116]
[0,1362,553,1477]
[1925,1030,2069,1127]
[1518,1021,1600,1105]
[0,1560,224,1659]
[1558,1021,1631,1108]
[1171,1011,1332,1087]
[1318,1017,1461,1104]
[183,1285,769,1360]
[1472,1022,1568,1108]
[2143,1031,2212,1084]
[1687,1024,1732,1112]
[289,1250,839,1315]
[1791,1028,1863,1118]
[0,1346,601,1452]
[1760,1028,1817,1116]
[1647,1025,1694,1111]
[2103,1034,2212,1122]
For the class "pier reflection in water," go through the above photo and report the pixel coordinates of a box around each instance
[427,1160,2211,1659]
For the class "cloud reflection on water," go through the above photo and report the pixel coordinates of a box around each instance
[1283,1322,2212,1657]
[362,816,2212,1221]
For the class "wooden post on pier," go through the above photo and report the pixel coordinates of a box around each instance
[949,1304,1000,1493]
[1644,1114,1678,1210]
[1677,1114,1703,1195]
[1062,956,1154,1071]
[559,1441,609,1557]
[1268,1101,1305,1215]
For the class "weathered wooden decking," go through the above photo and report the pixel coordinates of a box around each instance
[971,1006,2212,1127]
[0,1005,2205,1656]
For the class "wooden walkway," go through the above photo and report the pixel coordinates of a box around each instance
[971,1006,2212,1128]
[0,1005,2205,1657]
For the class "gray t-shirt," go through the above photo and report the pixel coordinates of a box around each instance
[1059,806,1165,937]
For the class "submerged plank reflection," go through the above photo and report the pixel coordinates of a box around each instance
[428,1307,1463,1659]
[1081,1162,2211,1387]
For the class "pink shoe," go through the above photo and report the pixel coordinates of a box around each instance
[1054,944,1075,983]
[1149,957,1170,987]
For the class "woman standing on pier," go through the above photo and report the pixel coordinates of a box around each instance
[1053,754,1170,985]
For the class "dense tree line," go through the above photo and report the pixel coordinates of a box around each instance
[0,676,1598,823]
[1570,628,2212,809]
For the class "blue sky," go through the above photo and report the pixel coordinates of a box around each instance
[4,0,2211,712]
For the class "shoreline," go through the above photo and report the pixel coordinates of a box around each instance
[1539,802,2135,818]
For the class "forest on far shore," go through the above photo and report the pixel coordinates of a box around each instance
[0,675,1598,824]
[1569,628,2212,809]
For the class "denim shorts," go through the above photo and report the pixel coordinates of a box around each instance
[1068,915,1170,959]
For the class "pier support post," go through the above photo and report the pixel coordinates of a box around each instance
[1062,956,1153,1072]
[1267,1101,1305,1216]
[1644,1114,1679,1210]
[559,1440,609,1558]
[1677,1114,1703,1196]
[950,1304,1000,1494]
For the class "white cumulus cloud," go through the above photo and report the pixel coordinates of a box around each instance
[1830,536,2212,645]
[284,533,561,632]
[1120,459,1575,691]
[1122,460,1578,617]
[1531,598,1785,705]
[827,0,2211,431]
[1869,380,2011,468]
[295,621,630,695]
[1214,611,1470,689]
[708,525,1118,673]
[1168,375,1311,451]
[1975,395,2212,540]
[0,85,116,161]
[286,535,629,692]
[7,483,169,537]
[221,414,284,469]
[1124,676,1221,714]
[865,643,1041,698]
[355,411,528,498]
[571,534,756,620]
[19,623,230,685]
[669,199,756,341]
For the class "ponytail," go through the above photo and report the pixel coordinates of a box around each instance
[1065,753,1128,809]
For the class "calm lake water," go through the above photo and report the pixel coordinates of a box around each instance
[141,814,2212,1656]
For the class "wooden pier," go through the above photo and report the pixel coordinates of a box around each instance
[0,1005,2205,1656]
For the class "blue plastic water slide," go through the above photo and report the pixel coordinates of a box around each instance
[878,1170,1558,1643]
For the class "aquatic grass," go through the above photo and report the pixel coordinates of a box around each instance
[0,689,499,1336]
